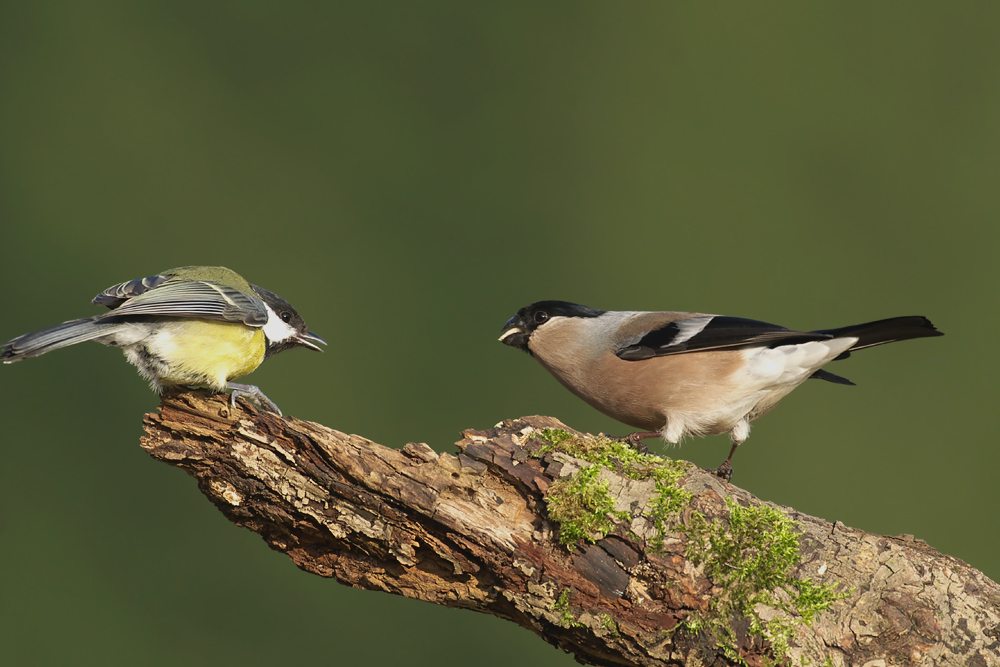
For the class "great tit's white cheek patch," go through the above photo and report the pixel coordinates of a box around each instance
[261,303,298,343]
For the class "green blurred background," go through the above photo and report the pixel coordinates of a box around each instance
[1,3,997,665]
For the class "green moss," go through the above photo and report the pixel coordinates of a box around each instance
[645,460,690,551]
[533,429,692,548]
[551,587,585,628]
[685,499,848,665]
[533,429,842,663]
[598,613,619,639]
[536,428,576,449]
[546,462,631,545]
[534,429,842,663]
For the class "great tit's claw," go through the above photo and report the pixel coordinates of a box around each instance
[227,382,282,416]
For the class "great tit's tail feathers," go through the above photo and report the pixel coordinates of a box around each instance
[1,318,121,363]
[814,316,943,361]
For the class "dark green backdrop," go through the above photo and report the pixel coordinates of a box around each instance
[1,3,997,666]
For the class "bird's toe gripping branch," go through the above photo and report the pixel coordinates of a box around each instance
[227,382,283,416]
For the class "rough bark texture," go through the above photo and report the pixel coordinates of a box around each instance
[141,390,1000,667]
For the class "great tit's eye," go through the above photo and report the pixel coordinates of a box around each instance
[534,311,549,324]
[281,311,292,323]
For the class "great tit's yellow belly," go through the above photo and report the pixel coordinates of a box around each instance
[127,320,266,391]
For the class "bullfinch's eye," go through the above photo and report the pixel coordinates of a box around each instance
[281,311,292,323]
[534,311,549,324]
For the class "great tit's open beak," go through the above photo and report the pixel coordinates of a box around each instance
[499,316,529,350]
[296,330,327,352]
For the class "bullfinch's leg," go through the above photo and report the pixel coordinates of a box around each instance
[607,431,660,454]
[708,419,749,481]
[707,442,739,482]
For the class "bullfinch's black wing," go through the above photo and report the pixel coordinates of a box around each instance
[615,316,833,361]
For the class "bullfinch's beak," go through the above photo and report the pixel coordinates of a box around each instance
[499,316,529,350]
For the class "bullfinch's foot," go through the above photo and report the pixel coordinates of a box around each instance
[228,382,282,416]
[605,431,660,454]
[707,461,734,482]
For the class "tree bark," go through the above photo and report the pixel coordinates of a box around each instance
[140,390,1000,667]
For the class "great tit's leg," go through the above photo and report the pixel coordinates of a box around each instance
[227,382,282,416]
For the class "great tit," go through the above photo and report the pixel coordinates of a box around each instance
[500,301,942,478]
[1,266,326,414]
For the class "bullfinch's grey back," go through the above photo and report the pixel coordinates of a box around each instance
[499,300,942,479]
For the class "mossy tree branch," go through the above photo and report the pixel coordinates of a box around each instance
[141,390,1000,667]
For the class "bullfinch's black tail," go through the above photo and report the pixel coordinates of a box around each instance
[814,316,943,361]
[1,318,122,363]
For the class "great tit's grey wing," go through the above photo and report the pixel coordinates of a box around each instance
[616,316,834,361]
[92,273,172,308]
[95,280,268,326]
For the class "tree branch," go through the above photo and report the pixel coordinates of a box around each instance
[140,390,1000,667]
